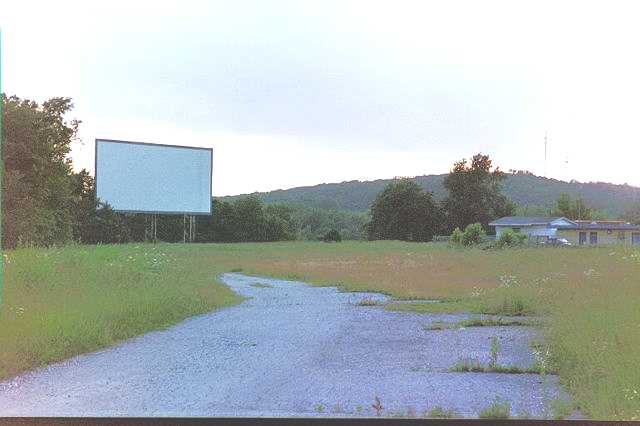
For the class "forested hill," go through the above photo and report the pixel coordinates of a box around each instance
[220,172,640,218]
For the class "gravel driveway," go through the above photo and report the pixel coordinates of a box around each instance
[0,273,563,417]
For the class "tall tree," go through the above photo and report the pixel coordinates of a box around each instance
[263,204,296,241]
[197,199,236,242]
[367,178,442,241]
[69,169,131,244]
[551,192,597,220]
[442,153,515,232]
[231,195,266,242]
[622,202,640,224]
[2,95,80,248]
[553,193,573,218]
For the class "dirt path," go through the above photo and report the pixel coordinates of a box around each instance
[0,273,564,417]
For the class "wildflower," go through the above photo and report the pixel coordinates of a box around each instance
[624,388,639,401]
[499,274,519,288]
[470,286,484,298]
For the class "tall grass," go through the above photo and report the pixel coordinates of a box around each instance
[233,241,640,420]
[1,241,639,420]
[0,243,240,380]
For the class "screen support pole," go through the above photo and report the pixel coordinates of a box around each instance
[183,214,187,244]
[153,214,158,244]
[144,214,150,243]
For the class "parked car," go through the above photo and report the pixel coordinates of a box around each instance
[539,237,572,247]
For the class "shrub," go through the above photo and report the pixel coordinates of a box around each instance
[450,227,464,245]
[461,223,485,246]
[496,229,527,248]
[322,229,342,242]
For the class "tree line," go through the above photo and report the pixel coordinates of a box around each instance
[3,94,638,248]
[366,153,516,241]
[1,94,370,248]
[364,157,640,243]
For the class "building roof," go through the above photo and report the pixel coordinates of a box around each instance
[489,216,640,230]
[488,216,563,226]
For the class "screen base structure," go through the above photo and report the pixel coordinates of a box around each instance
[183,214,196,243]
[142,214,197,244]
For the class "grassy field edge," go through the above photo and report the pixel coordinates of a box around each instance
[2,241,639,420]
[0,244,243,381]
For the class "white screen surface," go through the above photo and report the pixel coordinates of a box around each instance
[95,139,212,214]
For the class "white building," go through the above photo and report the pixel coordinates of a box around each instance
[488,216,640,245]
[488,216,575,241]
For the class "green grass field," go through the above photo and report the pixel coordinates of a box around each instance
[1,241,639,420]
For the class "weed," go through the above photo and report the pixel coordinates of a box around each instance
[422,317,535,330]
[249,282,273,288]
[230,267,243,272]
[372,396,383,416]
[550,398,574,420]
[387,300,483,314]
[422,321,449,330]
[479,397,511,419]
[356,298,382,306]
[489,336,500,368]
[450,358,484,373]
[449,358,553,374]
[355,405,363,413]
[314,403,325,413]
[425,406,457,418]
[460,317,536,327]
[530,342,556,375]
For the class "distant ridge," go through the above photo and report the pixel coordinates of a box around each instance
[219,172,640,218]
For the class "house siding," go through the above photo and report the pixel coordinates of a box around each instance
[495,225,556,239]
[557,229,635,246]
[490,216,640,246]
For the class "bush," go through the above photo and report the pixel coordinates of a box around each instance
[450,227,464,245]
[461,223,485,246]
[495,229,527,248]
[322,229,342,242]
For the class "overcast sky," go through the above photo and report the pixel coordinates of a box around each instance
[2,1,639,195]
